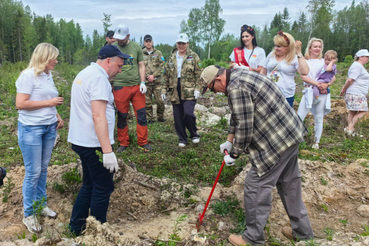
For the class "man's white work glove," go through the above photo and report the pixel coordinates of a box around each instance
[220,141,232,154]
[224,155,236,166]
[194,90,200,100]
[103,152,119,173]
[161,93,166,101]
[140,82,147,94]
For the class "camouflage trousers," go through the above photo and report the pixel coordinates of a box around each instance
[145,84,165,121]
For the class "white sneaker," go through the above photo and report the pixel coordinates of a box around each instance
[178,143,186,147]
[23,215,42,233]
[192,137,200,144]
[41,206,57,218]
[312,143,319,149]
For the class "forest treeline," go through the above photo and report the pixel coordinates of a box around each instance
[1,0,369,65]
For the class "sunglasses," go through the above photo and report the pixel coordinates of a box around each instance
[209,76,219,92]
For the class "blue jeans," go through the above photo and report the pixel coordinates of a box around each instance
[286,96,295,107]
[69,144,114,236]
[18,121,57,217]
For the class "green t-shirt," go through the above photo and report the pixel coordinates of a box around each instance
[114,41,144,86]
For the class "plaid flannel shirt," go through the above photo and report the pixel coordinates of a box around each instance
[227,68,308,176]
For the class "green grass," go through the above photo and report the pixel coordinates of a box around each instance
[0,62,245,189]
[1,60,369,192]
[211,196,246,234]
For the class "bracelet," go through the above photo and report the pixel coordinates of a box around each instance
[141,81,145,84]
[230,152,239,159]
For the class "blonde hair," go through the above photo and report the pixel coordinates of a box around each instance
[25,43,59,77]
[304,38,324,60]
[271,32,296,64]
[324,50,337,61]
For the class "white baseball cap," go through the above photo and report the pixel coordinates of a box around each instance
[356,49,369,57]
[114,24,129,40]
[176,33,189,43]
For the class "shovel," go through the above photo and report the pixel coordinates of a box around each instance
[196,150,229,232]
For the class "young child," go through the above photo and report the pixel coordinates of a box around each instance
[313,50,337,104]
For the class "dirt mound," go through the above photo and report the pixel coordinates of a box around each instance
[1,155,369,245]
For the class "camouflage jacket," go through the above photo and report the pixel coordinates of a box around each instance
[142,47,164,85]
[162,48,202,104]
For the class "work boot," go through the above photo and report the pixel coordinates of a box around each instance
[282,227,298,241]
[158,118,167,122]
[139,144,152,152]
[116,145,128,153]
[228,235,247,246]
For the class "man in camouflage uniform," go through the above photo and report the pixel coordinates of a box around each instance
[142,34,166,123]
[161,33,202,147]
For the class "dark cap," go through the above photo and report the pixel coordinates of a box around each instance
[98,45,130,60]
[144,34,152,41]
[106,30,114,38]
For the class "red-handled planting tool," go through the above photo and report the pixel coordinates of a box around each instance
[196,150,229,232]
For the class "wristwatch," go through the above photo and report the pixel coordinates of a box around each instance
[297,54,303,58]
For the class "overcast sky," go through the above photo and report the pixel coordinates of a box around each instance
[21,0,353,45]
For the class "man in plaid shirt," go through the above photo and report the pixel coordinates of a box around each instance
[200,65,314,246]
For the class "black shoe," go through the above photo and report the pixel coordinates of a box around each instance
[148,120,155,124]
[116,145,128,153]
[158,118,167,122]
[139,144,152,152]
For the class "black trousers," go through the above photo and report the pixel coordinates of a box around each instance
[172,78,199,144]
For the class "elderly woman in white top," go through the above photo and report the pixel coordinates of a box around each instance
[261,31,309,107]
[16,43,64,233]
[340,49,369,136]
[297,38,336,149]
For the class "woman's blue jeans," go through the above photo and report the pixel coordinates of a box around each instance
[286,96,295,107]
[18,121,57,217]
[69,144,114,236]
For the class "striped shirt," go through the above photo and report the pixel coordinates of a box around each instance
[227,68,308,176]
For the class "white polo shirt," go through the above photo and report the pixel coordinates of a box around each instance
[68,63,115,147]
[15,68,58,125]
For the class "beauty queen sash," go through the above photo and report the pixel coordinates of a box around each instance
[233,48,250,67]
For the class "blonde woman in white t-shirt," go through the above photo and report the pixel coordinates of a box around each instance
[15,43,64,233]
[340,49,369,136]
[229,24,266,73]
[297,38,336,149]
[261,31,309,107]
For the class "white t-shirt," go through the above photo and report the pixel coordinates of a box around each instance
[263,53,299,98]
[229,46,266,69]
[68,63,115,147]
[346,61,369,96]
[305,59,324,82]
[15,68,58,125]
[176,51,184,78]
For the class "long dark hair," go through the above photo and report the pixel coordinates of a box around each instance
[239,24,257,50]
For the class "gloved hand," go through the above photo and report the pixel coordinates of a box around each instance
[220,141,232,154]
[161,93,166,101]
[103,152,119,173]
[194,90,200,100]
[140,82,147,94]
[224,155,236,166]
[234,64,249,70]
